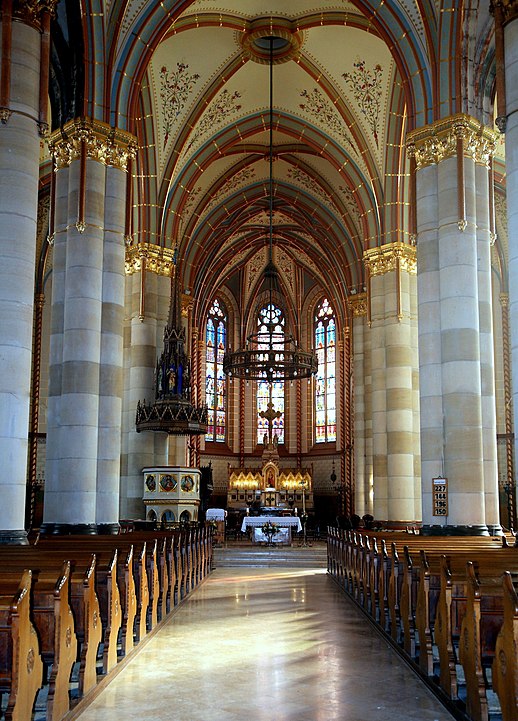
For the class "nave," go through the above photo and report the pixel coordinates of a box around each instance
[74,566,455,721]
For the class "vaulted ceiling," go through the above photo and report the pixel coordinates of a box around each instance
[48,1,504,328]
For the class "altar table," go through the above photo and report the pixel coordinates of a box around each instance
[241,516,302,544]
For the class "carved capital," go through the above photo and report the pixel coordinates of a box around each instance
[48,118,137,171]
[407,114,496,170]
[125,242,176,277]
[500,292,509,309]
[12,0,58,27]
[348,292,368,317]
[491,0,518,23]
[363,242,417,276]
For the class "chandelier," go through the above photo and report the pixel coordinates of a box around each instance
[223,36,318,384]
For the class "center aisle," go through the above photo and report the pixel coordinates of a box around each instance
[76,567,455,721]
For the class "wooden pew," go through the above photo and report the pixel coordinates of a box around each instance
[457,561,518,721]
[492,571,518,721]
[0,547,121,684]
[0,569,44,721]
[40,562,78,721]
[37,536,147,648]
[0,563,77,721]
[328,528,518,721]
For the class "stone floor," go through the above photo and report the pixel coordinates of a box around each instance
[76,566,455,721]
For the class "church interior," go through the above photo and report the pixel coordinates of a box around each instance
[2,0,518,720]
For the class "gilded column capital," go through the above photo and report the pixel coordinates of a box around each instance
[13,0,58,27]
[48,118,137,171]
[363,242,417,276]
[500,292,509,308]
[125,242,176,277]
[348,292,368,317]
[490,0,518,23]
[407,114,496,170]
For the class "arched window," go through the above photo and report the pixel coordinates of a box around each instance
[257,303,285,445]
[314,298,336,443]
[205,299,227,442]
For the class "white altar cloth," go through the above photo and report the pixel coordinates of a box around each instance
[241,516,302,533]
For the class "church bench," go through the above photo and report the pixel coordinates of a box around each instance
[492,571,518,721]
[0,546,122,683]
[356,534,506,640]
[0,563,77,721]
[457,562,509,721]
[328,528,518,721]
[37,536,150,646]
[330,531,498,631]
[385,543,515,668]
[0,569,44,721]
[396,544,513,660]
[36,526,210,640]
[410,550,515,689]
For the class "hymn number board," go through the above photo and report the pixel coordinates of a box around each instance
[432,477,448,516]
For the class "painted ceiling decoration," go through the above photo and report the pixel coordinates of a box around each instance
[48,1,506,329]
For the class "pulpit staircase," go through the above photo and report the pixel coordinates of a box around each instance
[213,542,328,569]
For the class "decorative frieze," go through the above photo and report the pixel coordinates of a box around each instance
[348,292,368,317]
[407,114,496,170]
[363,242,416,276]
[48,118,137,171]
[125,242,176,277]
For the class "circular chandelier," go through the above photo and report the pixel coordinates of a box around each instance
[223,36,318,384]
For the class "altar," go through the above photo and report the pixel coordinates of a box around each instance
[241,516,302,545]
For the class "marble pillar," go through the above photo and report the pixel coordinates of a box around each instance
[475,162,501,533]
[364,243,418,525]
[408,115,497,535]
[0,3,51,542]
[499,3,518,519]
[349,293,369,516]
[43,119,135,533]
[121,243,172,519]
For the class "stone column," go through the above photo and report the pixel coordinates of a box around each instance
[368,268,388,520]
[121,243,172,519]
[408,114,496,535]
[96,162,131,533]
[349,293,368,515]
[0,0,56,543]
[495,2,518,512]
[43,119,136,533]
[475,161,501,533]
[364,243,418,525]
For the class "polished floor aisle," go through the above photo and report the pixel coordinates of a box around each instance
[77,567,455,721]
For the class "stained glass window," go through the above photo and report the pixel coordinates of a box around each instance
[315,298,336,443]
[256,304,285,445]
[205,299,227,442]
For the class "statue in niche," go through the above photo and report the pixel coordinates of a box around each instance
[168,364,176,392]
[266,467,275,488]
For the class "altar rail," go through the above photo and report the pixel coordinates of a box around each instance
[327,528,518,721]
[0,526,212,721]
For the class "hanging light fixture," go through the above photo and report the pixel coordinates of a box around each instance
[223,36,318,384]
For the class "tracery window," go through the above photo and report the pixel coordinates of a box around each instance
[205,298,227,442]
[314,298,336,443]
[256,303,285,445]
